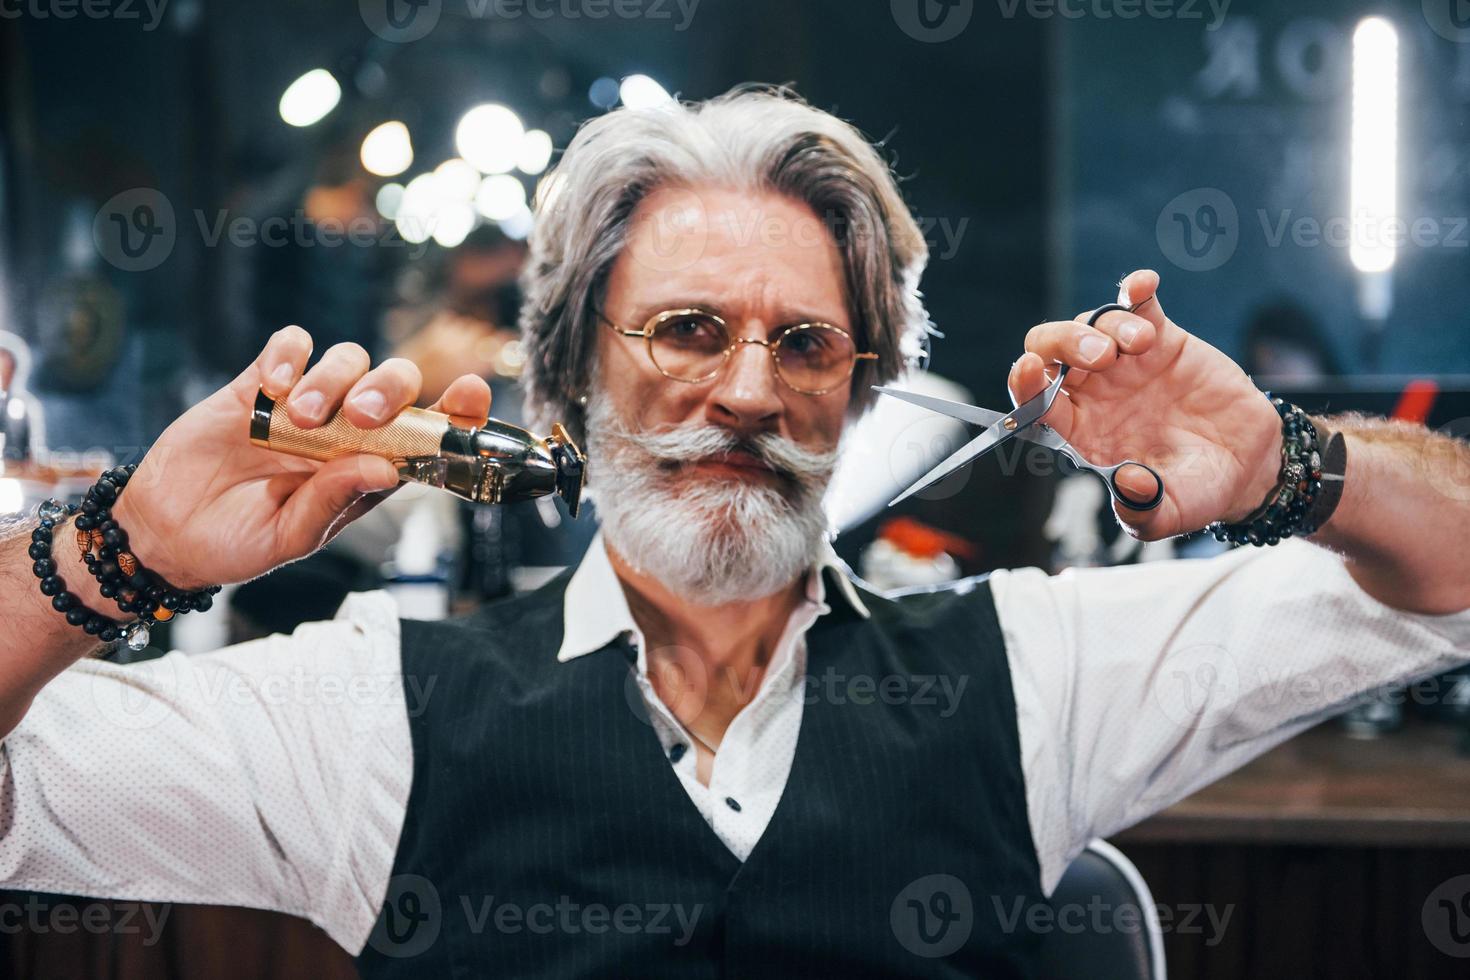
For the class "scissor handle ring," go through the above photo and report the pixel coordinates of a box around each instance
[1107,461,1166,511]
[1049,303,1142,385]
[1086,302,1135,327]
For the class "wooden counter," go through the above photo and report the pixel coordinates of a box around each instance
[1115,720,1470,979]
[1117,720,1470,849]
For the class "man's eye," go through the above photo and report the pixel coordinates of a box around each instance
[662,316,723,342]
[784,331,830,355]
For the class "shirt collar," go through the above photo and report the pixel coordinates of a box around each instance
[555,531,870,664]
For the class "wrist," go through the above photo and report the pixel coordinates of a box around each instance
[1210,397,1326,547]
[1221,394,1287,524]
[109,485,208,593]
[52,516,116,618]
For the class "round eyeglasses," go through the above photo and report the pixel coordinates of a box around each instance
[599,308,878,396]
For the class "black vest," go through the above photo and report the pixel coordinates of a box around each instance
[357,569,1047,979]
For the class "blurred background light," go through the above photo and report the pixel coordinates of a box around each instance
[0,479,23,516]
[619,74,673,109]
[455,103,525,174]
[395,172,442,244]
[516,130,554,175]
[588,76,620,110]
[277,68,340,127]
[500,206,535,241]
[430,202,477,248]
[434,158,482,200]
[374,182,405,221]
[475,174,528,221]
[360,121,414,177]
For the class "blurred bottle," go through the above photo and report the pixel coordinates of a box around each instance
[384,496,454,620]
[859,517,974,591]
[1339,688,1404,739]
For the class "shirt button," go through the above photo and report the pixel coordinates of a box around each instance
[669,743,687,763]
[725,797,742,813]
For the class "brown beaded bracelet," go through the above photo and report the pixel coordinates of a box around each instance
[29,500,144,649]
[74,463,221,627]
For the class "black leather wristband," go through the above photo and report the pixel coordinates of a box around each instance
[1303,429,1347,534]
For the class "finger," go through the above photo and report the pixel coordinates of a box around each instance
[285,342,372,428]
[1072,307,1156,355]
[1116,269,1167,331]
[1024,319,1119,376]
[1112,471,1179,542]
[232,325,313,401]
[1008,352,1075,435]
[429,374,493,427]
[277,454,401,558]
[1113,462,1164,507]
[341,358,423,429]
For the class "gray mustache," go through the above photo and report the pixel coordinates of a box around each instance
[610,421,839,482]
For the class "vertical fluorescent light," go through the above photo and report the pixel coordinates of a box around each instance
[1349,17,1398,276]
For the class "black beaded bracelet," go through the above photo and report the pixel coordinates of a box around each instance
[29,500,147,649]
[1207,396,1324,547]
[74,464,219,625]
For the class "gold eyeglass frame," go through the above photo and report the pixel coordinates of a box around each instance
[599,308,879,396]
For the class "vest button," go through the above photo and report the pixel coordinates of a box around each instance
[725,797,742,813]
[669,743,687,763]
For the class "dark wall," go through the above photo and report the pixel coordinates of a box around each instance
[1060,0,1470,375]
[2,0,1052,450]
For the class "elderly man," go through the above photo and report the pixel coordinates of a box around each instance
[4,87,1470,978]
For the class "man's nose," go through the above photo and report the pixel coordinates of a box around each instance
[706,339,783,430]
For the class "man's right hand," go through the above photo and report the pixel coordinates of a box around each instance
[111,326,493,590]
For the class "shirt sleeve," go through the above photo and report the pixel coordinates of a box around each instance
[989,540,1470,896]
[0,590,412,954]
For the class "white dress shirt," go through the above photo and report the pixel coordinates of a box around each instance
[3,535,1469,955]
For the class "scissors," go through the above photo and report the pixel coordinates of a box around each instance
[874,297,1166,511]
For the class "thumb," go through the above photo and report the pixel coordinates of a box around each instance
[1008,352,1075,435]
[1117,269,1165,329]
[277,454,400,557]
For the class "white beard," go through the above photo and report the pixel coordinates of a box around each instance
[583,392,840,606]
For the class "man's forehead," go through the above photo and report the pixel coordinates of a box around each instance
[614,186,849,317]
[630,185,835,235]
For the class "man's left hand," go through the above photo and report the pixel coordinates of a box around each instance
[1008,269,1283,540]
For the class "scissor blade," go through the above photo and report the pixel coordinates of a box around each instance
[875,385,1071,453]
[888,421,1018,507]
[873,386,1007,427]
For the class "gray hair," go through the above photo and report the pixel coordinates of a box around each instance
[518,83,933,439]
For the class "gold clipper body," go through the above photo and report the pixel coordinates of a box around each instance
[249,390,585,517]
